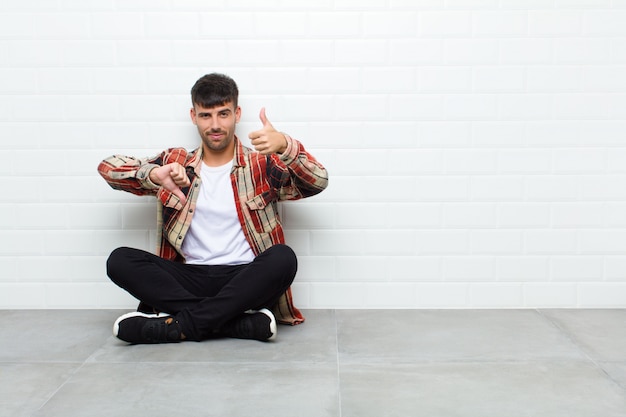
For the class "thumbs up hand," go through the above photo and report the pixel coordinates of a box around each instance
[248,108,288,155]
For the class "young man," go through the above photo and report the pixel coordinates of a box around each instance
[98,73,328,344]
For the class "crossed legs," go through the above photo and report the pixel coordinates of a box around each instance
[106,244,297,342]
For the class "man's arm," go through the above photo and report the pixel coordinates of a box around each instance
[248,108,328,200]
[97,154,162,196]
[98,149,191,203]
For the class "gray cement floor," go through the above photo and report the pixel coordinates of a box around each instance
[1,309,626,417]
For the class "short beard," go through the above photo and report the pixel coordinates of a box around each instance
[201,131,233,153]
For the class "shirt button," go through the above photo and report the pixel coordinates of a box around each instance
[178,236,182,240]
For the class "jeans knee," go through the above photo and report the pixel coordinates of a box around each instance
[270,244,297,272]
[106,246,134,282]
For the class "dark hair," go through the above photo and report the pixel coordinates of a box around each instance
[190,73,239,109]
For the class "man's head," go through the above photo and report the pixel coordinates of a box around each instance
[191,73,239,109]
[190,73,241,160]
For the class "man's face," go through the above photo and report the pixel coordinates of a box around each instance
[190,101,241,154]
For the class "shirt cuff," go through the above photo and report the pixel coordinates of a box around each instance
[279,134,298,165]
[137,163,161,190]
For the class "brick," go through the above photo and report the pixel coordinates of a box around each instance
[419,11,472,37]
[470,230,523,254]
[500,39,553,64]
[309,12,361,38]
[529,11,582,36]
[444,150,497,174]
[388,203,442,228]
[551,203,604,228]
[363,68,417,93]
[498,203,551,228]
[144,12,199,38]
[335,203,386,229]
[524,230,578,254]
[551,256,603,281]
[91,12,143,39]
[419,67,472,93]
[497,256,549,281]
[335,40,388,65]
[365,283,416,307]
[35,12,91,39]
[555,38,610,64]
[443,256,495,281]
[527,67,583,92]
[472,11,527,36]
[471,176,524,201]
[523,283,578,307]
[254,12,308,38]
[296,256,336,282]
[497,150,552,174]
[363,230,416,255]
[415,283,470,308]
[363,11,417,37]
[473,67,525,93]
[444,39,498,64]
[444,203,497,228]
[388,256,442,281]
[470,283,523,308]
[390,39,443,65]
[337,256,387,281]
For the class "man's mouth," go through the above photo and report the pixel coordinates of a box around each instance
[208,131,225,139]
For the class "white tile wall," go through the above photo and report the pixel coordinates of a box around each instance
[1,1,626,309]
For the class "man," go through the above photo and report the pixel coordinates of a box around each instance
[98,73,328,344]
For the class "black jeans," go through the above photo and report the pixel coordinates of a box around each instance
[106,244,297,341]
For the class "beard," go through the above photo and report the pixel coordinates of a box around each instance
[200,129,234,152]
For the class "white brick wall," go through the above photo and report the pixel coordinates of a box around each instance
[1,1,626,309]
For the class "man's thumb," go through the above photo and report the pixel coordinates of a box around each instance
[173,188,187,205]
[259,107,271,127]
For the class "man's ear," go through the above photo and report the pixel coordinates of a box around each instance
[235,106,241,123]
[190,107,197,125]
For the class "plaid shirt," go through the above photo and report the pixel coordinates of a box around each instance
[98,135,328,325]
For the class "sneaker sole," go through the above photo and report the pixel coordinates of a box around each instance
[258,308,277,341]
[112,311,170,337]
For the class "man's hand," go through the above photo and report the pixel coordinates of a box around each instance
[149,162,190,204]
[248,108,288,155]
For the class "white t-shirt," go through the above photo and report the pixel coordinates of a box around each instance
[181,160,254,265]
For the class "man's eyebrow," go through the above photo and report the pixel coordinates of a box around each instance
[198,108,231,116]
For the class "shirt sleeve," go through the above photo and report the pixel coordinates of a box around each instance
[97,153,164,196]
[274,134,329,200]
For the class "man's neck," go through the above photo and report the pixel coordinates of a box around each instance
[202,144,235,167]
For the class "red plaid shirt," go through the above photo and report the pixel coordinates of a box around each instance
[98,135,328,325]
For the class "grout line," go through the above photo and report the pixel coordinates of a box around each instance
[536,308,626,393]
[334,309,343,417]
[32,360,88,414]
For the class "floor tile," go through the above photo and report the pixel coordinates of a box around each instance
[31,362,340,417]
[0,310,124,363]
[339,362,626,417]
[600,362,626,391]
[0,363,79,417]
[88,309,337,364]
[337,309,585,363]
[540,309,626,362]
[5,309,626,417]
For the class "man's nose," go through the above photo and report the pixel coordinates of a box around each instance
[209,116,220,129]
